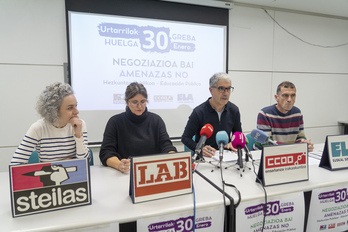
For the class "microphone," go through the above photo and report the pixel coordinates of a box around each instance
[215,131,229,161]
[215,131,228,161]
[244,136,250,162]
[193,124,214,160]
[250,129,277,145]
[231,132,246,169]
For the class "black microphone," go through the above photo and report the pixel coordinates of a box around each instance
[193,124,214,160]
[244,136,251,161]
[250,129,278,145]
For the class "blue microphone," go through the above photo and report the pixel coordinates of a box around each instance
[250,129,277,145]
[216,131,229,161]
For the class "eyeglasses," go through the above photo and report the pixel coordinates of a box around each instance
[129,100,147,107]
[211,86,234,93]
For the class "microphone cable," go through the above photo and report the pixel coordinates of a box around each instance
[222,181,241,208]
[191,161,200,232]
[192,182,196,232]
[250,153,268,232]
[219,156,228,232]
[222,169,242,231]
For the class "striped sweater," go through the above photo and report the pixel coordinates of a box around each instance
[256,104,306,147]
[11,119,90,165]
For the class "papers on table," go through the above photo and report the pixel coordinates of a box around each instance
[212,150,240,162]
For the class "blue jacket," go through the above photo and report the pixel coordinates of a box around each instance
[181,98,242,151]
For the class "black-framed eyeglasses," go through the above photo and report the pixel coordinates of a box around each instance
[129,99,147,107]
[211,86,234,93]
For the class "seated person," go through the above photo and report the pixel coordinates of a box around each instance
[99,82,177,172]
[11,82,90,165]
[256,81,314,152]
[181,72,242,158]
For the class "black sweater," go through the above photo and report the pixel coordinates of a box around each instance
[181,98,242,151]
[99,107,177,166]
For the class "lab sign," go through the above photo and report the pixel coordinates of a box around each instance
[129,152,192,203]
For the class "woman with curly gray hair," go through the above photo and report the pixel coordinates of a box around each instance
[11,82,90,165]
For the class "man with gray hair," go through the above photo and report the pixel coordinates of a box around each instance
[181,72,242,157]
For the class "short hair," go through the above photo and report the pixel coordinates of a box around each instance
[209,72,231,87]
[36,82,74,125]
[125,82,148,102]
[276,81,296,95]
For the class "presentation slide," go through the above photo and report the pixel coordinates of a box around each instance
[68,12,226,111]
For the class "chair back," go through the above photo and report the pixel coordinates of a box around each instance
[28,148,94,165]
[184,135,196,157]
[28,150,39,163]
[88,148,94,166]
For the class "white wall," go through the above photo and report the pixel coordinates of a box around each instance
[1,1,347,171]
[228,5,348,144]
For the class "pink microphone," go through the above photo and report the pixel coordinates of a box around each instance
[231,132,246,169]
[231,132,246,149]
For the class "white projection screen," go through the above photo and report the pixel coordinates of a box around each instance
[66,0,228,143]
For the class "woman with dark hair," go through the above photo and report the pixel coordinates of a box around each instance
[99,82,177,172]
[11,82,90,165]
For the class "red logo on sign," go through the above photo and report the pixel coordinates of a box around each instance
[134,157,191,197]
[265,152,306,168]
[328,223,336,229]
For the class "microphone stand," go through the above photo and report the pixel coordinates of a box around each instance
[193,167,235,232]
[192,149,235,232]
[193,147,220,170]
[242,147,253,172]
[224,149,252,176]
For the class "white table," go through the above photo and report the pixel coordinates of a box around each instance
[195,144,348,202]
[195,144,348,231]
[1,164,226,232]
[3,144,347,232]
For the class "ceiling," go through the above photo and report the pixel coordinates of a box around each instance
[223,0,348,18]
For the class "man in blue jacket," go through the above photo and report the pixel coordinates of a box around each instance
[181,72,243,157]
